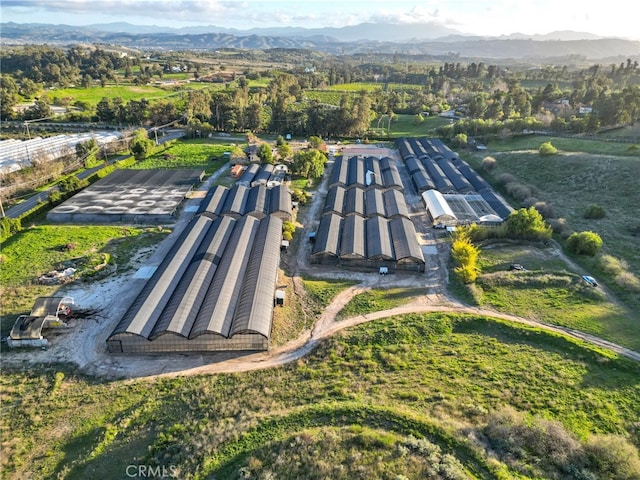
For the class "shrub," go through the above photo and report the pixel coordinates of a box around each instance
[454,264,477,284]
[505,183,532,201]
[566,231,603,256]
[481,156,497,171]
[584,434,640,480]
[547,217,571,237]
[497,172,517,186]
[583,204,606,219]
[532,201,556,219]
[539,141,558,155]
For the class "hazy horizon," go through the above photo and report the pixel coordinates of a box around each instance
[2,0,638,40]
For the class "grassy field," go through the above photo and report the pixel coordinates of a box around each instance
[47,83,215,107]
[337,287,426,320]
[473,244,640,351]
[0,225,168,335]
[132,139,239,174]
[2,313,639,479]
[484,134,639,156]
[326,82,384,92]
[370,114,452,138]
[464,137,640,314]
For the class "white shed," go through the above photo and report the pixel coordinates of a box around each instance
[421,189,457,225]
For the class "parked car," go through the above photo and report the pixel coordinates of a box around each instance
[582,275,598,287]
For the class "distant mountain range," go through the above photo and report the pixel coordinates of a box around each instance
[2,21,639,61]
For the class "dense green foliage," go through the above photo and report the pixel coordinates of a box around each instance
[566,230,604,256]
[539,141,558,155]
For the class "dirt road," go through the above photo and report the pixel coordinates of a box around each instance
[4,152,639,379]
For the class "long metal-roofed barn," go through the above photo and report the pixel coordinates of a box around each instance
[396,137,513,224]
[107,214,282,353]
[329,156,403,191]
[313,155,424,271]
[197,184,292,222]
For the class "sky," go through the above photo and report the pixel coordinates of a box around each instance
[2,0,638,39]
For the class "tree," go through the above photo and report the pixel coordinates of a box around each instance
[129,128,154,160]
[583,204,606,219]
[453,133,468,148]
[19,78,40,99]
[23,97,52,120]
[505,207,552,240]
[0,75,19,120]
[257,143,274,164]
[76,139,99,167]
[308,135,323,149]
[96,97,116,123]
[293,149,326,179]
[277,143,293,161]
[566,231,603,256]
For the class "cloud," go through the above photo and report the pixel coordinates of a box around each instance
[2,0,246,22]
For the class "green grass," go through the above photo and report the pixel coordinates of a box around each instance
[370,114,452,138]
[327,82,384,92]
[465,142,640,314]
[473,245,640,351]
[337,287,426,320]
[132,139,239,174]
[303,278,358,312]
[484,134,639,156]
[0,225,168,334]
[49,85,173,105]
[2,313,639,479]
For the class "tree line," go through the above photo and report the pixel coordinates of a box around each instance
[1,45,639,138]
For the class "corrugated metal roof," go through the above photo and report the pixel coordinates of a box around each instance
[324,185,345,216]
[390,217,425,263]
[111,215,215,338]
[365,188,385,217]
[245,184,269,218]
[383,189,410,219]
[329,156,349,187]
[198,185,229,216]
[150,216,236,339]
[348,156,365,187]
[231,215,282,337]
[312,213,342,257]
[366,216,394,260]
[269,184,292,217]
[340,214,366,259]
[344,187,365,216]
[222,185,249,216]
[190,216,260,338]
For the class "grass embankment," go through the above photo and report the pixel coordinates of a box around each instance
[465,137,640,315]
[2,313,639,479]
[0,225,168,335]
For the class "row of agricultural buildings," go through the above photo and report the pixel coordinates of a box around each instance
[99,138,512,354]
[106,180,292,354]
[397,137,513,224]
[311,155,426,271]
